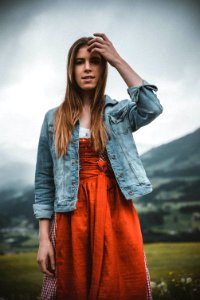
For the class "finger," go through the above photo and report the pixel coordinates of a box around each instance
[42,267,55,277]
[37,257,44,273]
[93,33,109,42]
[87,41,104,50]
[40,258,55,277]
[90,47,103,55]
[87,37,104,45]
[45,269,55,277]
[49,251,55,271]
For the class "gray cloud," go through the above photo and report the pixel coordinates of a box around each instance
[0,0,199,86]
[0,0,199,187]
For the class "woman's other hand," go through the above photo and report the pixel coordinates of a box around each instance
[37,239,55,277]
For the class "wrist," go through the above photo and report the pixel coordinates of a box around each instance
[112,56,125,69]
[38,234,50,243]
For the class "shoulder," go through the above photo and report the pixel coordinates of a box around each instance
[45,106,59,124]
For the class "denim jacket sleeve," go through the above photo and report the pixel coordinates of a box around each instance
[33,112,55,219]
[127,79,163,132]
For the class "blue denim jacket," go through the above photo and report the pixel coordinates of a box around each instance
[33,79,163,219]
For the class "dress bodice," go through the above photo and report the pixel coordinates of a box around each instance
[79,127,113,172]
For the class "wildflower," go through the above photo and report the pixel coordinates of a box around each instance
[150,281,157,289]
[180,277,185,283]
[157,281,168,294]
[186,277,192,284]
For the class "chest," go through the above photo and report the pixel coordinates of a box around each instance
[79,106,91,129]
[79,126,91,138]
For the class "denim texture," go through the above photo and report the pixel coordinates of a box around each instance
[33,79,163,219]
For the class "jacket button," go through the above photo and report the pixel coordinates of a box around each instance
[72,180,76,185]
[111,155,116,159]
[128,191,133,195]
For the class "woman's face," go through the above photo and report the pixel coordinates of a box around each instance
[74,46,103,90]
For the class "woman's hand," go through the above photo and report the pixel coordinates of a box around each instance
[37,239,55,277]
[87,33,143,89]
[87,33,122,67]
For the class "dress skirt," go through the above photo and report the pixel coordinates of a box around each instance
[40,137,153,300]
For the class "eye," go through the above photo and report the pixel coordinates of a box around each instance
[75,60,82,65]
[91,59,101,64]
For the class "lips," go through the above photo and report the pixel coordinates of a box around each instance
[82,76,95,79]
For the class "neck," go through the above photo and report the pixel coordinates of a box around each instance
[80,89,94,106]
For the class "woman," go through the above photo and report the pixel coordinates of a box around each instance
[33,33,163,300]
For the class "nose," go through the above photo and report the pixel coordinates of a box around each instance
[84,60,92,70]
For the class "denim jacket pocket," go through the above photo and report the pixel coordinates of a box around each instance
[109,114,131,135]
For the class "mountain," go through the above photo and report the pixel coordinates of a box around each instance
[142,127,200,178]
[0,187,35,228]
[135,127,200,242]
[138,127,200,203]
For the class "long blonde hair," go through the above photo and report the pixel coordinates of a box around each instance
[53,36,110,159]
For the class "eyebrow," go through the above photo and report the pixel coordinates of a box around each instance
[75,56,101,60]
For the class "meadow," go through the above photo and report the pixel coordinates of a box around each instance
[0,242,199,299]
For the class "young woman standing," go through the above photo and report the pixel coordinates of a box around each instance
[34,33,163,299]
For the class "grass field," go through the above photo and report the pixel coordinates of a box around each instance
[0,242,199,299]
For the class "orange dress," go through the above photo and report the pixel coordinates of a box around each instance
[40,136,153,300]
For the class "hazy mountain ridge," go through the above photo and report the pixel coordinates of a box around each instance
[138,127,200,205]
[141,127,200,177]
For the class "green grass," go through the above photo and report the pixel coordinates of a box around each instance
[0,243,199,299]
[0,252,43,299]
[144,242,200,280]
[145,242,200,299]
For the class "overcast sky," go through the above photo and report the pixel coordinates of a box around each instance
[0,0,199,187]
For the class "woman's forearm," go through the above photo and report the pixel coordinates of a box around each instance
[38,219,51,242]
[114,57,143,88]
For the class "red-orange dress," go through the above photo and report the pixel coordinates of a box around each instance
[40,137,153,300]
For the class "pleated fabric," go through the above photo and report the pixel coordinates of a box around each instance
[40,137,153,300]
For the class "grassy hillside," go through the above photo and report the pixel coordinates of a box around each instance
[0,243,199,299]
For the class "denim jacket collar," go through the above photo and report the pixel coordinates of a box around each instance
[105,94,118,107]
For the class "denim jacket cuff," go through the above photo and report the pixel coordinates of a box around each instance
[33,203,54,219]
[127,79,158,103]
